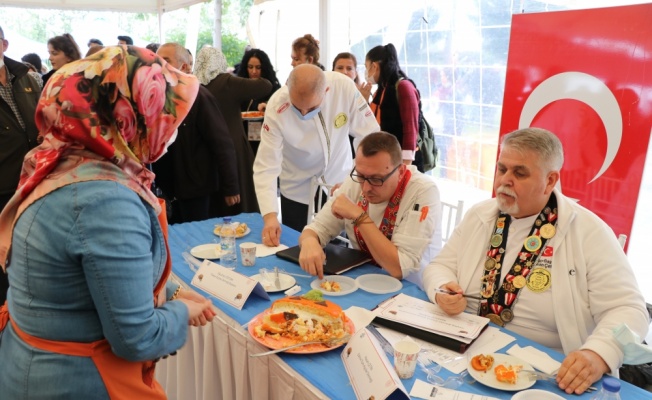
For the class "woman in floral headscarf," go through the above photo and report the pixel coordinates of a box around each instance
[0,46,215,399]
[194,46,272,216]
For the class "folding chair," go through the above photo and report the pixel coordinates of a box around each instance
[441,199,464,243]
[307,176,351,247]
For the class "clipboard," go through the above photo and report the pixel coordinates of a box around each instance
[276,243,371,274]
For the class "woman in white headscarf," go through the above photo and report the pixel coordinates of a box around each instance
[194,47,272,215]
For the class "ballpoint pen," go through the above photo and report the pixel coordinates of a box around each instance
[434,288,483,301]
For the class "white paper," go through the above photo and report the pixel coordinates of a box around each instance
[374,293,489,342]
[410,379,499,400]
[507,344,561,375]
[375,326,515,374]
[255,243,288,257]
[343,306,377,334]
[191,260,269,310]
[341,327,410,400]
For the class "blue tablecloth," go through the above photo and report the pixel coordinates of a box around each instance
[168,213,651,400]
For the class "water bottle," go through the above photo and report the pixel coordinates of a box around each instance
[219,217,237,270]
[590,377,621,400]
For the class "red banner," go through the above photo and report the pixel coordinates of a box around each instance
[499,4,652,249]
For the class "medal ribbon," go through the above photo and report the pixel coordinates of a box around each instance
[353,169,412,264]
[478,193,558,325]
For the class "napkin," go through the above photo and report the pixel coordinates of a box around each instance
[613,323,652,364]
[507,344,561,375]
[255,243,288,258]
[410,379,500,400]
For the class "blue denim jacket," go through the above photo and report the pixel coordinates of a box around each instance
[0,181,188,398]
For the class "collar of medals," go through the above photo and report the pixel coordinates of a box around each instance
[479,194,558,327]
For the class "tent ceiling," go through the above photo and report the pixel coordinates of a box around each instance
[0,0,207,13]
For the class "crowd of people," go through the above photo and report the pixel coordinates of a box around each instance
[0,25,649,398]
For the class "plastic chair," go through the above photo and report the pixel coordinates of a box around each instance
[441,199,464,242]
[618,234,628,249]
[307,177,351,247]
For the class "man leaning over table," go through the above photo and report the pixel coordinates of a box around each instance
[299,131,442,288]
[422,127,649,395]
[254,64,379,243]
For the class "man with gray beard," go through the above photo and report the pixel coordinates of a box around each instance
[422,127,649,395]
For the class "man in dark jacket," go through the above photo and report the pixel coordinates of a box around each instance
[0,25,41,303]
[153,42,240,223]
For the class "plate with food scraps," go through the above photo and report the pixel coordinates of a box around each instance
[250,273,297,293]
[310,276,357,296]
[467,353,535,391]
[213,222,251,238]
[190,244,224,260]
[248,310,354,354]
[241,111,265,120]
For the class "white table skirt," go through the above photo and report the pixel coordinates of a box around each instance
[155,279,329,400]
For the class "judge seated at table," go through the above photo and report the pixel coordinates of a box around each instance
[298,131,442,287]
[422,127,650,395]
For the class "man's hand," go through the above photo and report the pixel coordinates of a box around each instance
[261,212,281,246]
[224,195,240,206]
[556,349,609,395]
[298,235,326,279]
[330,194,363,221]
[434,282,467,315]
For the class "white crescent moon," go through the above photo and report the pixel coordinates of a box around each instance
[519,71,622,182]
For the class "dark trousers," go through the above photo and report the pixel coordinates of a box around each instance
[172,195,211,224]
[280,190,327,233]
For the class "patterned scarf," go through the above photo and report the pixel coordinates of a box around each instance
[194,46,228,85]
[0,45,199,271]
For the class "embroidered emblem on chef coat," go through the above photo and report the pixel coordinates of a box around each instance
[334,112,348,128]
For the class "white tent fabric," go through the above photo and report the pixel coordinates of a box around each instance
[0,0,205,13]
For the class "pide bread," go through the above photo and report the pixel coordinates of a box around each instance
[254,295,347,342]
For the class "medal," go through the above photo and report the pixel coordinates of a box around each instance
[513,264,521,273]
[490,234,503,247]
[535,219,542,227]
[495,263,501,270]
[484,258,496,270]
[524,235,542,252]
[486,313,505,327]
[500,308,514,323]
[540,223,556,239]
[513,275,526,289]
[526,268,552,292]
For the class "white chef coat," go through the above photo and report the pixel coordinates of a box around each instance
[253,71,380,216]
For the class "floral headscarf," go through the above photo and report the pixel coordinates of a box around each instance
[0,45,199,270]
[194,46,228,85]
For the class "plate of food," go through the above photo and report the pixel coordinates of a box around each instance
[310,276,357,296]
[190,244,223,260]
[249,290,354,354]
[213,222,251,238]
[241,111,265,120]
[250,272,297,293]
[467,353,535,391]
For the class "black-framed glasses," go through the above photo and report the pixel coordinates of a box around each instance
[350,164,401,186]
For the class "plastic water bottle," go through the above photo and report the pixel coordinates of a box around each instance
[219,217,237,270]
[590,377,621,400]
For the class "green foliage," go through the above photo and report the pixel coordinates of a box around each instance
[222,34,248,67]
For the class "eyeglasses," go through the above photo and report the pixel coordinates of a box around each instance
[350,164,401,186]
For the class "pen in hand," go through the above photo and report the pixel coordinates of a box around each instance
[434,288,483,301]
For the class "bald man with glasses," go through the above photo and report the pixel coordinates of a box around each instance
[298,132,442,287]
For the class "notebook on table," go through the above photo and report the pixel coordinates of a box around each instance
[275,243,372,275]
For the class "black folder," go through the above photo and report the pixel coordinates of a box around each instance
[276,243,371,275]
[371,316,488,354]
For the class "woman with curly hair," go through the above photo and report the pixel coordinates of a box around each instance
[291,33,324,70]
[236,48,281,112]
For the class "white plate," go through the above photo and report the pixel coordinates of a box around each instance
[467,353,535,392]
[511,389,564,399]
[190,244,223,260]
[250,273,297,293]
[355,274,402,294]
[310,276,358,296]
[213,223,251,238]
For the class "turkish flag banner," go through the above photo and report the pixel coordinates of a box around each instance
[499,4,652,250]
